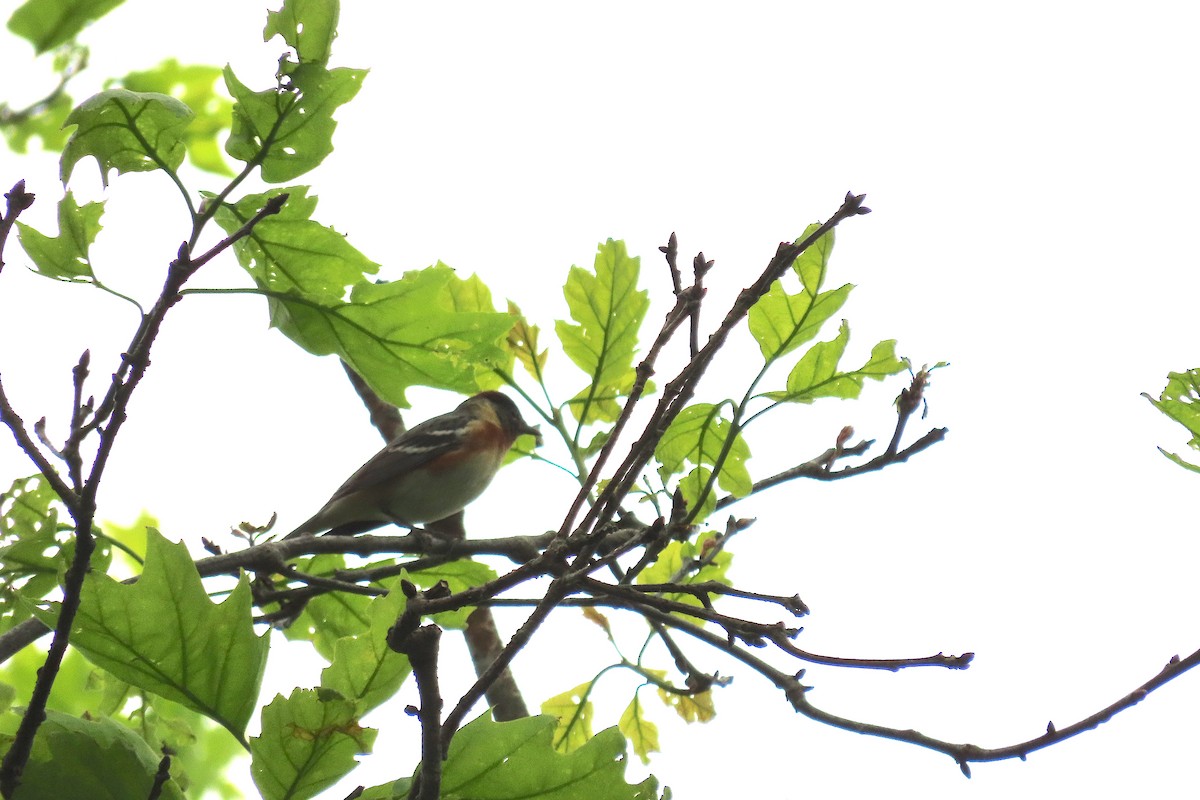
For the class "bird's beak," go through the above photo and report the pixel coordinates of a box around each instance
[522,422,544,447]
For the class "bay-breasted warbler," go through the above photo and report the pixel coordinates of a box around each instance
[285,391,541,538]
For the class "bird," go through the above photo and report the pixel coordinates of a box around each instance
[284,391,542,538]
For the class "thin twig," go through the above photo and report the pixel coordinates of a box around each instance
[589,194,872,542]
[0,181,36,277]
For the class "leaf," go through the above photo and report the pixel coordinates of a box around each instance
[1,90,73,153]
[791,222,835,295]
[0,474,61,545]
[61,89,194,185]
[7,0,124,53]
[0,475,101,633]
[657,688,716,724]
[637,533,732,615]
[300,277,511,403]
[116,59,235,176]
[87,673,246,800]
[37,529,269,741]
[555,240,649,425]
[443,271,515,389]
[541,682,595,753]
[282,555,373,660]
[406,558,498,630]
[582,606,613,638]
[1145,369,1200,471]
[507,301,548,378]
[747,280,852,363]
[15,192,103,281]
[250,688,376,800]
[619,695,660,766]
[361,715,660,800]
[213,187,380,300]
[265,0,340,66]
[224,62,366,183]
[1,644,103,719]
[655,403,752,508]
[98,509,156,572]
[319,577,411,713]
[767,322,906,403]
[16,711,185,800]
[212,191,514,403]
[676,466,716,523]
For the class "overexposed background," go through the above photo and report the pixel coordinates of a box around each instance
[2,2,1199,797]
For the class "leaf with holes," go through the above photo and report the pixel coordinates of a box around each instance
[224,62,365,183]
[1146,368,1200,472]
[542,682,595,753]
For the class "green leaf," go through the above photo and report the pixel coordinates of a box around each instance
[0,474,62,545]
[250,688,376,800]
[361,715,660,800]
[224,62,365,183]
[444,271,515,389]
[39,529,268,741]
[14,191,102,281]
[768,322,906,403]
[619,695,660,766]
[265,0,340,66]
[16,711,185,800]
[0,476,67,632]
[2,90,74,153]
[282,555,373,660]
[791,222,835,295]
[655,403,752,507]
[657,687,715,724]
[98,509,155,572]
[7,0,123,52]
[1160,448,1200,473]
[213,187,380,300]
[319,577,411,713]
[555,240,649,425]
[1145,368,1200,471]
[115,59,234,176]
[87,674,246,800]
[507,300,548,379]
[747,280,852,363]
[213,189,514,403]
[637,533,732,615]
[61,89,194,185]
[406,558,498,630]
[541,682,595,753]
[676,466,716,523]
[295,279,510,403]
[0,644,102,720]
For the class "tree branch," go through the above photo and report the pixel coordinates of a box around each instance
[0,193,286,797]
[387,616,444,800]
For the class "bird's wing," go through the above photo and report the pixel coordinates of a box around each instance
[325,411,470,501]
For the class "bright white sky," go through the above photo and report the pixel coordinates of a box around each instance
[3,2,1200,798]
